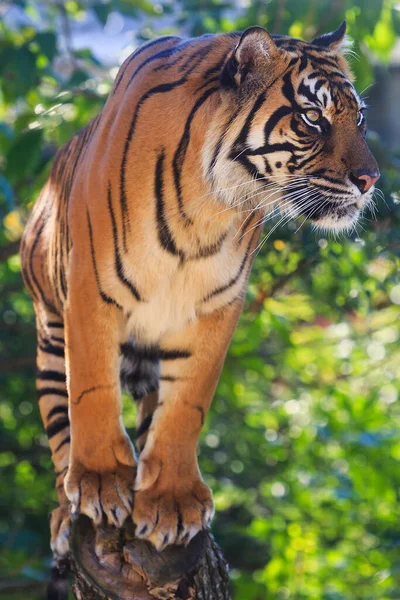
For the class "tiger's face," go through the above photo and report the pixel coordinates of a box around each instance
[209,23,379,232]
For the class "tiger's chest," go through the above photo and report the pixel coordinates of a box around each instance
[122,243,243,344]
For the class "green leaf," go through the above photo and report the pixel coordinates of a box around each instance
[33,32,57,61]
[5,129,43,184]
[0,45,39,101]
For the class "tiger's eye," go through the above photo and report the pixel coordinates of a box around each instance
[305,109,321,123]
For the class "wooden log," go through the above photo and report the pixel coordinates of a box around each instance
[68,516,231,600]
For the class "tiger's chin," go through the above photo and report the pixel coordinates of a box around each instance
[311,203,360,232]
[299,190,374,233]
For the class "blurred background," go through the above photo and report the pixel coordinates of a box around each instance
[1,1,400,599]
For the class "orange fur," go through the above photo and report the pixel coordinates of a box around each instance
[21,24,378,554]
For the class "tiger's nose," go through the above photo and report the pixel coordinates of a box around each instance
[350,169,380,194]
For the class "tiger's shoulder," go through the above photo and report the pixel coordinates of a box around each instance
[108,32,239,101]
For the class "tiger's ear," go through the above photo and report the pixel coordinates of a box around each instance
[312,21,347,52]
[220,27,282,92]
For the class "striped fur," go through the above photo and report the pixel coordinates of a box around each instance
[21,23,378,554]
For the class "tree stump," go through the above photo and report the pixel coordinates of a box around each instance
[67,516,231,600]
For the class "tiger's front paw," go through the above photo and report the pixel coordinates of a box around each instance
[65,462,136,528]
[50,504,71,558]
[133,456,214,551]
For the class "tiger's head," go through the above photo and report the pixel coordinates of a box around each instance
[206,22,379,231]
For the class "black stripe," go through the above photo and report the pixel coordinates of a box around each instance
[310,182,352,196]
[156,41,206,73]
[37,369,66,382]
[124,38,186,87]
[247,141,298,157]
[310,172,350,187]
[233,89,267,149]
[203,228,258,301]
[86,208,122,310]
[262,106,293,144]
[195,74,219,93]
[289,147,324,171]
[207,106,242,179]
[64,126,95,258]
[298,55,308,73]
[314,79,325,92]
[191,232,228,260]
[21,204,43,302]
[158,348,191,360]
[107,183,142,301]
[236,155,263,180]
[39,339,65,358]
[55,466,68,478]
[119,42,216,251]
[74,384,114,405]
[298,80,320,105]
[136,414,153,439]
[173,86,219,224]
[155,149,184,259]
[27,206,59,315]
[193,405,205,426]
[33,207,60,313]
[46,417,69,440]
[112,36,181,94]
[203,54,228,79]
[307,53,340,69]
[177,42,214,73]
[55,435,70,453]
[121,343,191,362]
[47,405,69,421]
[153,45,191,72]
[47,321,64,329]
[38,387,68,399]
[282,71,302,111]
[209,134,224,178]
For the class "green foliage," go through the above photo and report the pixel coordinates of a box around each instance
[1,1,400,599]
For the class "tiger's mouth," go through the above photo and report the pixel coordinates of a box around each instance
[302,197,360,230]
[287,184,374,231]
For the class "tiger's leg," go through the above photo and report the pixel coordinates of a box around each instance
[133,300,244,550]
[63,258,137,527]
[35,305,70,558]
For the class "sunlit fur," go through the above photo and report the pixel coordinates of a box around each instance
[20,25,379,557]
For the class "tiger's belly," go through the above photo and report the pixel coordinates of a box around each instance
[118,254,236,401]
[127,294,197,343]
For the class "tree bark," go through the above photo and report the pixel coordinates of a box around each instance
[68,516,231,600]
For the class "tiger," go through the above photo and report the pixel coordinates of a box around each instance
[21,21,379,557]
